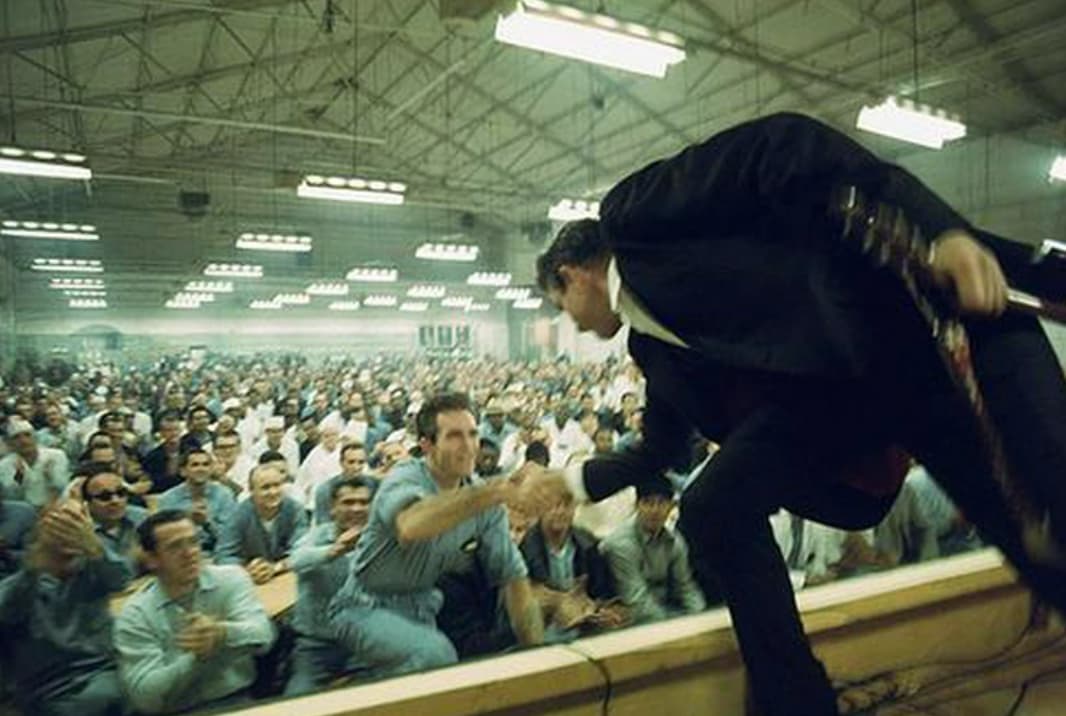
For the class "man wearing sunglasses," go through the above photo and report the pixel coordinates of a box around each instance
[79,462,148,574]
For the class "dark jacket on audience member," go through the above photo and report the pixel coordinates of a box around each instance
[519,523,615,600]
[215,496,309,565]
[141,443,189,494]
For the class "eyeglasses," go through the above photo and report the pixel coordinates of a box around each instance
[89,488,128,502]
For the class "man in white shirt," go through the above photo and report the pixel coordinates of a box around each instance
[0,419,71,509]
[250,416,300,479]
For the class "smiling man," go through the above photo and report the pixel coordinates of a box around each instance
[328,392,543,678]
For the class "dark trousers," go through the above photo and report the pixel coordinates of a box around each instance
[677,311,1066,716]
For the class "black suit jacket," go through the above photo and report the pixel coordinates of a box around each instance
[519,523,615,600]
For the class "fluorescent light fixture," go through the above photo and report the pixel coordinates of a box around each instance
[69,298,106,308]
[1049,155,1066,182]
[0,145,91,180]
[468,271,512,287]
[328,301,361,311]
[363,294,398,307]
[50,277,105,289]
[31,258,103,273]
[297,175,406,205]
[347,266,398,282]
[184,280,233,293]
[63,289,107,297]
[236,232,312,253]
[249,299,283,310]
[407,284,446,299]
[173,292,215,303]
[415,242,479,262]
[466,302,491,312]
[204,263,262,278]
[495,0,685,78]
[441,296,474,308]
[513,297,544,310]
[306,282,349,296]
[274,293,311,305]
[496,287,532,301]
[548,199,600,221]
[400,301,429,312]
[856,97,967,149]
[166,299,202,310]
[1,220,98,241]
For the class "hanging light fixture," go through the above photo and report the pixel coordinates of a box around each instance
[236,232,313,253]
[347,266,398,282]
[249,299,283,310]
[306,282,349,296]
[328,301,362,311]
[173,292,215,303]
[441,296,474,308]
[467,271,512,287]
[204,263,263,278]
[495,0,686,78]
[50,277,105,289]
[466,302,491,312]
[495,287,531,300]
[407,284,446,299]
[69,298,107,309]
[415,242,479,262]
[0,145,91,180]
[1049,155,1066,182]
[297,174,406,205]
[399,301,429,312]
[31,258,103,273]
[548,199,600,221]
[274,293,311,305]
[184,280,233,293]
[166,298,203,310]
[63,289,107,297]
[363,294,398,307]
[856,97,966,149]
[513,297,544,310]
[1,220,98,241]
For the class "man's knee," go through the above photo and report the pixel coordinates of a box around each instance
[407,631,458,670]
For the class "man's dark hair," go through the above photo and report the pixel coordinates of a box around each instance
[636,478,675,501]
[179,446,210,468]
[80,462,123,499]
[97,410,126,429]
[416,393,473,443]
[535,218,610,293]
[340,442,366,460]
[525,441,550,467]
[137,509,190,552]
[187,405,215,422]
[157,410,183,425]
[258,449,286,465]
[331,475,376,503]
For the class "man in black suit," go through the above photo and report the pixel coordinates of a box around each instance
[522,112,1066,716]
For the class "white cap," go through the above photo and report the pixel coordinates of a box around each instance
[222,398,242,411]
[6,418,34,439]
[264,416,285,430]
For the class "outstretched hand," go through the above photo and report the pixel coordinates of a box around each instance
[505,462,573,518]
[928,231,1008,317]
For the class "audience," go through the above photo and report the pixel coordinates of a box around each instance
[79,463,149,574]
[114,510,275,714]
[215,464,308,582]
[158,448,236,556]
[0,418,71,509]
[313,442,371,525]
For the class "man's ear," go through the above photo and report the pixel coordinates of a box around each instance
[557,264,579,287]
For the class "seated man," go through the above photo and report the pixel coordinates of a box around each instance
[328,393,543,677]
[158,448,236,556]
[141,411,187,494]
[0,499,130,716]
[285,476,375,696]
[519,491,623,633]
[600,481,706,623]
[114,510,275,714]
[210,431,256,497]
[215,464,308,583]
[0,418,71,509]
[79,462,149,574]
[0,496,35,578]
[475,438,502,479]
[312,442,369,525]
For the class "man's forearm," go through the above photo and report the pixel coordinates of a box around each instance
[504,579,544,646]
[396,482,507,544]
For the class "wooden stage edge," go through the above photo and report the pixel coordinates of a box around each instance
[227,549,1066,716]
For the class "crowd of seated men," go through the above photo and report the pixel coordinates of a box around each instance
[0,350,981,714]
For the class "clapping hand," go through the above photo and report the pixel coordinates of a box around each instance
[176,613,225,659]
[40,500,102,559]
[329,526,362,559]
[245,558,275,584]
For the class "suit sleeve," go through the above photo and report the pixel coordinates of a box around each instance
[602,112,971,249]
[582,389,693,502]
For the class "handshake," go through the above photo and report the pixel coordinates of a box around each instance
[496,462,574,517]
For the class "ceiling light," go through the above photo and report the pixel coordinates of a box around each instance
[513,297,544,310]
[407,284,446,299]
[1,220,98,241]
[63,289,107,297]
[297,174,406,205]
[347,266,398,282]
[856,97,967,149]
[1049,155,1066,182]
[548,198,600,221]
[204,263,262,278]
[69,298,107,309]
[328,301,361,311]
[363,294,398,307]
[442,296,474,308]
[466,302,491,312]
[250,299,283,310]
[173,292,215,303]
[495,0,685,78]
[274,293,311,305]
[31,258,103,273]
[495,287,532,301]
[468,271,512,287]
[0,145,92,180]
[306,282,349,296]
[400,301,429,312]
[236,232,313,253]
[415,242,479,262]
[184,280,233,293]
[50,277,105,289]
[166,299,202,310]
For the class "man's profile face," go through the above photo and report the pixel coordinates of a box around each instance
[548,265,622,339]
